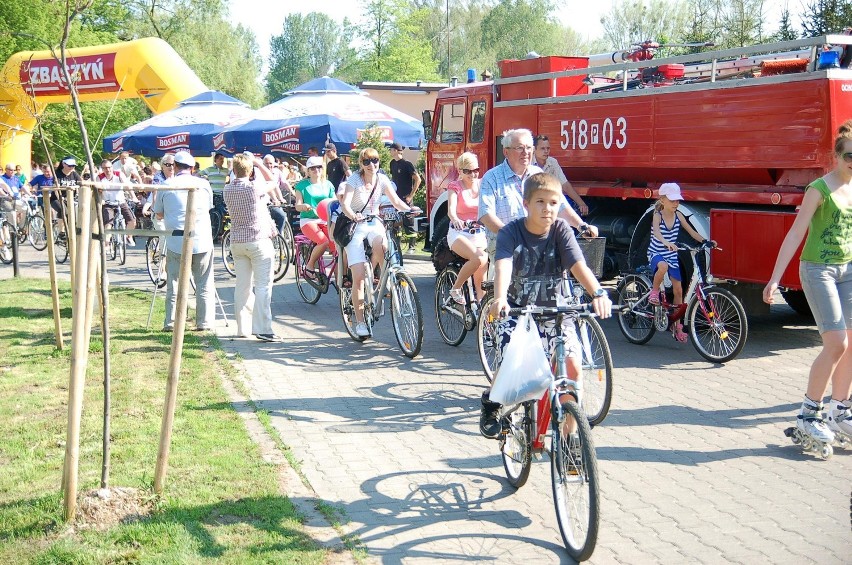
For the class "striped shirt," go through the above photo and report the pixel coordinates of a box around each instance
[201,165,229,193]
[647,211,680,266]
[344,172,391,217]
[223,177,277,244]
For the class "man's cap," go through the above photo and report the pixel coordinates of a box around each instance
[389,142,403,151]
[658,183,684,201]
[174,150,195,167]
[322,142,336,152]
[306,156,324,169]
[61,156,76,166]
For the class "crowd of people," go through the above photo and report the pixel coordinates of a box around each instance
[2,124,849,449]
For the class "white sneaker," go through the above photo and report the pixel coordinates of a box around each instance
[449,288,465,304]
[797,405,835,444]
[827,403,852,437]
[355,322,370,337]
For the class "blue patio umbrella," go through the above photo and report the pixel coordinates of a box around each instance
[103,90,255,157]
[223,77,423,156]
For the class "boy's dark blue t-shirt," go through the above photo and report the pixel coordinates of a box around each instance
[495,218,584,307]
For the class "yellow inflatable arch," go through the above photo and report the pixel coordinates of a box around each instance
[0,37,206,166]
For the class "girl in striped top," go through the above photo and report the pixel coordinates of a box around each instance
[647,183,707,342]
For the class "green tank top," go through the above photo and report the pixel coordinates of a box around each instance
[800,178,852,264]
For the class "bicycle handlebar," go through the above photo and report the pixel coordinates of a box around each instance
[675,240,721,253]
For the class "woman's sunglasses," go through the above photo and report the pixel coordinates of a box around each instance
[362,157,380,165]
[461,168,480,175]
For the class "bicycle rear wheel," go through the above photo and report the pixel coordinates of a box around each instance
[390,272,423,358]
[296,241,321,304]
[28,213,47,250]
[616,274,655,344]
[477,290,500,383]
[107,234,117,261]
[221,231,236,277]
[146,237,166,288]
[501,402,533,488]
[687,287,748,363]
[273,233,290,281]
[577,317,613,428]
[551,399,599,561]
[435,267,466,346]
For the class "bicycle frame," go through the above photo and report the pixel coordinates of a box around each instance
[294,233,337,292]
[364,216,407,322]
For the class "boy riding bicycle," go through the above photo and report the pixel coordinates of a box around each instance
[480,173,612,438]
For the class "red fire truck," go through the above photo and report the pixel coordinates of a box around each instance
[423,34,852,315]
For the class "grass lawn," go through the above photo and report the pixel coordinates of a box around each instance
[0,278,328,564]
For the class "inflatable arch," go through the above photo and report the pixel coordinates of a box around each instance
[0,37,206,167]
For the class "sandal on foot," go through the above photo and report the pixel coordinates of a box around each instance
[342,275,352,289]
[648,290,660,305]
[672,322,688,343]
[449,288,465,304]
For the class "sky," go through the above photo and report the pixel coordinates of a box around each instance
[229,1,795,73]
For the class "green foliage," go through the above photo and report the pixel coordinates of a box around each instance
[266,12,354,101]
[801,0,852,36]
[32,99,149,165]
[480,0,565,60]
[350,123,392,173]
[773,8,799,41]
[601,0,692,50]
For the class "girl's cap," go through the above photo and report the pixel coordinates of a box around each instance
[659,183,683,200]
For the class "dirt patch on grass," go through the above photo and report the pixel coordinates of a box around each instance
[74,487,154,531]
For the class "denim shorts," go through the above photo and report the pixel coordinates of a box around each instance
[799,261,852,333]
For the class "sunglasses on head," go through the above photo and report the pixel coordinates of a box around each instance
[842,152,852,163]
[461,168,480,175]
[362,157,379,165]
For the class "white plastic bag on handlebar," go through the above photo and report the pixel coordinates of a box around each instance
[489,313,551,405]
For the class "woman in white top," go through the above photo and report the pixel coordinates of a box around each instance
[340,147,419,338]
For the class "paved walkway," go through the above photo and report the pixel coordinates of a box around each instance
[5,244,851,563]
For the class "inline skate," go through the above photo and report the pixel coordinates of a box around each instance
[827,403,852,449]
[784,403,835,459]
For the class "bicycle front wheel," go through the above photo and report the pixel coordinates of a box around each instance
[577,317,613,427]
[687,286,748,363]
[53,225,68,264]
[501,402,533,488]
[107,234,117,261]
[435,267,466,346]
[390,272,423,358]
[117,234,127,265]
[477,290,500,383]
[221,232,236,277]
[273,233,290,281]
[296,241,321,304]
[146,237,166,288]
[28,213,48,250]
[0,220,13,264]
[616,273,655,345]
[338,265,366,341]
[551,399,599,561]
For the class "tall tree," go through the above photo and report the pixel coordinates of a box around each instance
[720,0,766,47]
[480,0,566,60]
[600,0,691,50]
[266,12,353,101]
[801,0,852,36]
[773,7,799,41]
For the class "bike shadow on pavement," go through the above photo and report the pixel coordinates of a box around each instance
[284,468,580,564]
[595,441,841,464]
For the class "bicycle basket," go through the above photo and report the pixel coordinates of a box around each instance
[577,237,606,279]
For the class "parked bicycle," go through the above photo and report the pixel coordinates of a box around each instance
[498,303,601,562]
[0,216,13,264]
[338,210,424,358]
[615,240,748,363]
[294,233,337,304]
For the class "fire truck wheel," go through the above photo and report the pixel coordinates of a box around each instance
[780,290,813,318]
